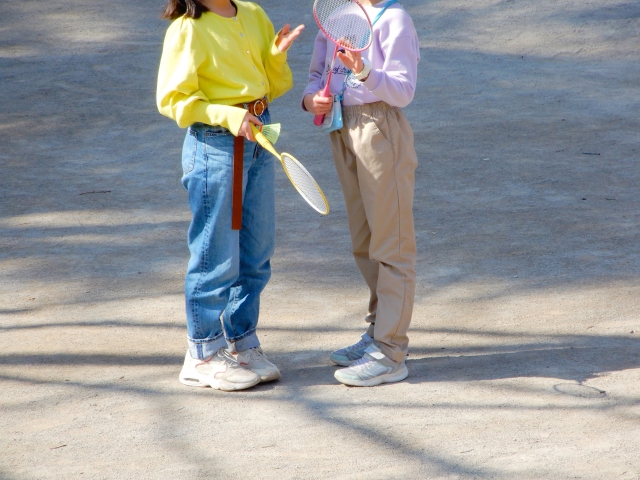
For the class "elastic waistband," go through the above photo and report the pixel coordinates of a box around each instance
[341,101,398,121]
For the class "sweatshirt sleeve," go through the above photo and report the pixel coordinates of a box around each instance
[301,30,329,111]
[362,15,420,108]
[156,19,247,133]
[364,36,420,108]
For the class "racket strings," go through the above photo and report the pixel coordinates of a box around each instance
[280,153,329,215]
[314,0,372,50]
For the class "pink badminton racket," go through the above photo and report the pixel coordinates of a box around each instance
[312,0,373,126]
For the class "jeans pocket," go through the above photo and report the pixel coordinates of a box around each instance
[182,128,198,175]
[204,128,235,167]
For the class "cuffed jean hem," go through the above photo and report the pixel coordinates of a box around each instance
[227,331,260,353]
[188,335,228,361]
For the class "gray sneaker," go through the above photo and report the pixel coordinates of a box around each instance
[179,348,261,391]
[334,343,409,387]
[329,333,374,366]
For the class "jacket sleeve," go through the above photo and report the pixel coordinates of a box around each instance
[156,19,247,133]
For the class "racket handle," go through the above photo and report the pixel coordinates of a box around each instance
[312,82,333,126]
[250,124,280,159]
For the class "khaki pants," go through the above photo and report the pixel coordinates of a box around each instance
[330,101,417,363]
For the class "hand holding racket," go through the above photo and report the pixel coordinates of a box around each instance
[250,124,330,215]
[336,49,365,78]
[312,0,373,126]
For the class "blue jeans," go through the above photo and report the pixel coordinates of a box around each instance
[181,111,275,360]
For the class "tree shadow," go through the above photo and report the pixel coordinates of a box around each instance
[407,335,640,385]
[559,2,640,22]
[1,328,636,387]
[1,0,640,477]
[2,327,638,478]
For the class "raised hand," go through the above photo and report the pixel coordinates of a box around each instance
[276,24,305,52]
[337,49,364,75]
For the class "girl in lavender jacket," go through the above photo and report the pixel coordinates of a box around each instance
[302,0,420,387]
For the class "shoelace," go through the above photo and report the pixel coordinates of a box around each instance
[242,347,264,361]
[349,355,374,369]
[218,348,241,367]
[343,337,370,353]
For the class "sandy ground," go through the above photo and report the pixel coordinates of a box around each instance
[1,0,639,478]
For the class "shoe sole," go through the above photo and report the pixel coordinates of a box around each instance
[334,365,409,387]
[329,355,363,367]
[238,362,281,383]
[258,371,281,382]
[179,371,260,391]
[213,377,261,391]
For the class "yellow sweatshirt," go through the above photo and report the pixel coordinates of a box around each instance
[156,1,293,135]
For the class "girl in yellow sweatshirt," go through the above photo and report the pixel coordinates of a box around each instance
[157,0,303,391]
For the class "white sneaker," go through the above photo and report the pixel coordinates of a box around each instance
[236,347,281,382]
[329,333,374,366]
[334,343,408,387]
[179,348,260,391]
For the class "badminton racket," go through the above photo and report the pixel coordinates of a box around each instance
[312,0,373,126]
[250,124,330,215]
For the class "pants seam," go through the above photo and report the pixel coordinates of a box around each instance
[191,145,213,338]
[388,151,409,349]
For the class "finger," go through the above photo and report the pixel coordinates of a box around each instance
[336,50,351,61]
[243,124,257,142]
[239,115,258,142]
[280,24,291,37]
[317,97,333,105]
[245,112,263,127]
[285,29,303,43]
[280,25,304,51]
[289,24,305,37]
[336,52,354,69]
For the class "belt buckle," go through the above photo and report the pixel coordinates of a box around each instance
[252,98,266,116]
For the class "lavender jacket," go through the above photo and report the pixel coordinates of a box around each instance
[302,0,420,109]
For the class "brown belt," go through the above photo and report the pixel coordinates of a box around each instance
[233,96,268,117]
[232,136,244,230]
[231,97,268,230]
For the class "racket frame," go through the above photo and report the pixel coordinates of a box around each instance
[250,124,330,215]
[280,152,330,215]
[312,0,373,126]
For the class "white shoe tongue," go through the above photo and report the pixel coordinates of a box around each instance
[368,350,386,360]
[364,344,385,360]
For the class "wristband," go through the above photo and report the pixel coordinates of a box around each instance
[352,57,372,81]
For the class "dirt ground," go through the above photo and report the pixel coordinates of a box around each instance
[1,0,639,478]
